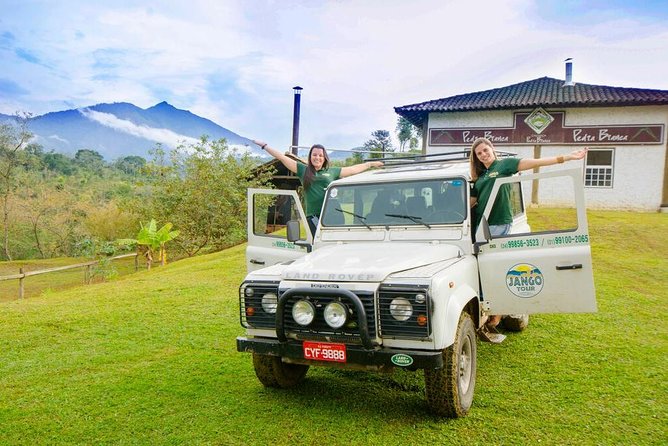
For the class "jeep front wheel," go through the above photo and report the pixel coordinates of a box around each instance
[424,312,477,417]
[252,354,309,388]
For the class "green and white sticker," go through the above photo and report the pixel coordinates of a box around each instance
[391,354,414,367]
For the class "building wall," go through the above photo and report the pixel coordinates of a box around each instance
[426,105,668,211]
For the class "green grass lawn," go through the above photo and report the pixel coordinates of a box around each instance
[0,210,666,445]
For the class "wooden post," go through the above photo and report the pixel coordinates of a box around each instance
[532,145,541,205]
[19,267,24,299]
[85,264,91,284]
[134,253,139,272]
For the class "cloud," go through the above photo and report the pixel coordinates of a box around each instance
[0,78,29,96]
[0,0,666,154]
[79,108,199,148]
[15,48,43,65]
[48,134,70,144]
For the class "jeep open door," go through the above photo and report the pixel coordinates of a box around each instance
[246,188,311,272]
[476,168,597,314]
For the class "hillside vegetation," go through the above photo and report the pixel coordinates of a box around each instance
[0,210,666,445]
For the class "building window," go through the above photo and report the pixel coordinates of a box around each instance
[584,149,614,188]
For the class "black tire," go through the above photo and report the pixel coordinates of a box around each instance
[424,312,477,417]
[501,314,529,332]
[252,353,309,388]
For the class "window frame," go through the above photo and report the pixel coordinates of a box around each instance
[584,148,615,189]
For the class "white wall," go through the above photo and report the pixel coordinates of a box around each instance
[426,106,668,211]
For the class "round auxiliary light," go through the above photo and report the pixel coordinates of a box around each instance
[292,299,316,326]
[324,302,348,329]
[261,293,278,314]
[415,293,426,304]
[244,287,254,297]
[390,297,413,322]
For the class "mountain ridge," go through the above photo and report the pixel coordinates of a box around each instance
[6,101,263,161]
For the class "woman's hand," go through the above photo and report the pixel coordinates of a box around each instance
[368,161,384,168]
[251,139,267,148]
[567,148,588,161]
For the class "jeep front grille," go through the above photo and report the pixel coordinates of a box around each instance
[239,281,280,329]
[378,285,431,339]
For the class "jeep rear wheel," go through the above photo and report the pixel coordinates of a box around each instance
[252,354,309,388]
[424,312,477,417]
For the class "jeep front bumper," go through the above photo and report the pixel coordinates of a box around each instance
[236,336,444,369]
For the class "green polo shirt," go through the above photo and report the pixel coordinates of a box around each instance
[296,163,342,217]
[472,158,521,228]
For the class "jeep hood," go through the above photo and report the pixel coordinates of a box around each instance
[281,243,461,282]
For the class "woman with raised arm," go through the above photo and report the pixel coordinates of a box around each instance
[469,136,587,330]
[253,140,383,235]
[470,137,587,237]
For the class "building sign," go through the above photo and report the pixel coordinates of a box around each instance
[430,109,665,146]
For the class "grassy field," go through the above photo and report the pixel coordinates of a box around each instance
[0,210,666,445]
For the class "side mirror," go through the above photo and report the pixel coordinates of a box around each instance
[286,220,301,242]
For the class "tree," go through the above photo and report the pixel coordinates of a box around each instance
[396,117,422,152]
[135,137,273,256]
[0,113,32,260]
[114,155,146,176]
[43,152,76,175]
[363,130,394,159]
[74,149,106,174]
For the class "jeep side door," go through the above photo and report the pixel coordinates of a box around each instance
[476,168,597,314]
[246,188,311,273]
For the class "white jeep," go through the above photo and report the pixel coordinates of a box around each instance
[237,155,596,417]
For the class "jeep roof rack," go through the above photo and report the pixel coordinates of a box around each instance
[363,150,517,167]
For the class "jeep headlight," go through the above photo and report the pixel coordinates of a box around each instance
[324,301,348,329]
[389,297,413,321]
[292,299,315,326]
[261,293,277,314]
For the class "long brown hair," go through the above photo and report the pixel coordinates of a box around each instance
[303,144,330,188]
[469,137,498,181]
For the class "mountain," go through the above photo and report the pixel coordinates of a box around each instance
[21,102,263,161]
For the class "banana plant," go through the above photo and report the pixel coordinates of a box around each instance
[118,219,179,269]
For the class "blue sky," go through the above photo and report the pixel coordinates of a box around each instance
[1,0,667,152]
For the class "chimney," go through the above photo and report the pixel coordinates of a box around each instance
[563,58,575,87]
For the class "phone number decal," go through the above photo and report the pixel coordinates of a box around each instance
[500,238,540,249]
[548,234,589,245]
[498,235,589,249]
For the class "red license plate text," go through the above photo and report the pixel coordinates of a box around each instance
[303,341,346,363]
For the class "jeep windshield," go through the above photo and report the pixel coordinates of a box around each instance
[320,178,467,227]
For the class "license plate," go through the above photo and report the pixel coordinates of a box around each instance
[303,341,346,363]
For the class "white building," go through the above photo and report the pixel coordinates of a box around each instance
[395,70,668,211]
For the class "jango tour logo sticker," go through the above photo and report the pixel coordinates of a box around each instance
[391,354,414,367]
[506,263,544,298]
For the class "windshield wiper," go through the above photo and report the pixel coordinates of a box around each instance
[385,213,431,228]
[336,208,372,230]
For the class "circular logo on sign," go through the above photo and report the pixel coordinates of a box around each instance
[506,263,544,298]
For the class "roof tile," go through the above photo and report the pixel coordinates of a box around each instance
[395,77,668,127]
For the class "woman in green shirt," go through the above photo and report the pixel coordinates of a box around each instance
[470,137,587,237]
[469,137,587,330]
[253,140,383,235]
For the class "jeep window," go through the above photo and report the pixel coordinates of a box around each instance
[505,174,579,236]
[320,178,467,227]
[254,193,302,236]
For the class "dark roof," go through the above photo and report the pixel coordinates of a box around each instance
[394,76,668,127]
